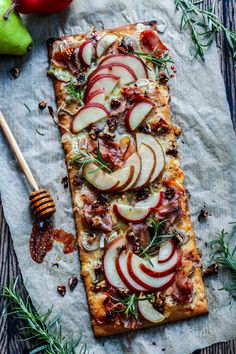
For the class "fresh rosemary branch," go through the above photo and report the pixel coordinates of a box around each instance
[67,80,84,106]
[71,141,112,173]
[112,293,154,320]
[134,51,174,79]
[209,222,236,295]
[139,218,176,266]
[175,0,236,61]
[0,279,88,354]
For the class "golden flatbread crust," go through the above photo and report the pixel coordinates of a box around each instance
[48,21,208,337]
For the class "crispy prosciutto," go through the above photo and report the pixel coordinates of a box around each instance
[140,29,168,55]
[172,270,194,303]
[84,202,112,232]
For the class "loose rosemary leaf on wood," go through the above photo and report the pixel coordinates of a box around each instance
[175,0,236,62]
[0,279,88,354]
[209,222,236,297]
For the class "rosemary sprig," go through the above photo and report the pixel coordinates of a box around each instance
[71,141,112,173]
[139,218,176,266]
[0,278,88,354]
[134,50,174,79]
[112,293,154,320]
[67,80,84,106]
[175,0,236,62]
[209,222,236,296]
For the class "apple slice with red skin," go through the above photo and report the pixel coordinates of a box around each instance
[84,73,119,101]
[158,239,176,264]
[138,295,165,323]
[116,251,149,292]
[113,204,150,224]
[119,152,141,192]
[136,133,165,182]
[131,143,156,191]
[83,162,119,192]
[103,236,127,289]
[86,88,105,104]
[135,191,163,209]
[79,40,94,67]
[98,54,148,79]
[110,165,135,192]
[87,63,137,85]
[127,251,176,291]
[96,34,118,57]
[139,248,182,277]
[71,103,109,133]
[125,100,155,132]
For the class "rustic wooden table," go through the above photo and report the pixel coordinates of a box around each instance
[0,0,235,353]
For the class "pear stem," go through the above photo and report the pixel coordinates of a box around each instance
[3,3,17,21]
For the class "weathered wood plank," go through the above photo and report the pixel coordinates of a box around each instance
[0,0,235,353]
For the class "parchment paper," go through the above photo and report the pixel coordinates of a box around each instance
[0,0,236,353]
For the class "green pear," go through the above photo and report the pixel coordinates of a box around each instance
[0,0,33,55]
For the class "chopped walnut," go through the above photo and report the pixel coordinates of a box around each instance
[152,292,165,313]
[57,284,66,297]
[135,188,150,202]
[89,127,100,141]
[92,280,108,292]
[11,66,20,78]
[203,263,218,276]
[116,288,131,299]
[110,99,122,110]
[68,276,78,290]
[38,101,47,109]
[107,117,118,132]
[164,187,175,200]
[173,125,182,136]
[92,216,103,227]
[198,209,209,222]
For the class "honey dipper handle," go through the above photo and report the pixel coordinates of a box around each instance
[0,111,39,191]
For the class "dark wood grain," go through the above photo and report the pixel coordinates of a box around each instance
[0,1,235,353]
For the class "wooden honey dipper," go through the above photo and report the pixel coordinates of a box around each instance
[0,110,56,220]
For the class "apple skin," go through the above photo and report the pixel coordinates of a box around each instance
[70,103,109,133]
[79,40,94,67]
[139,248,183,277]
[102,236,127,289]
[84,73,120,102]
[113,204,150,224]
[87,63,137,83]
[116,251,149,292]
[98,53,148,79]
[158,239,175,264]
[127,252,176,291]
[125,99,155,132]
[86,88,105,104]
[13,0,73,14]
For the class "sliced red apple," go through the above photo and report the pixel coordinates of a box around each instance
[125,100,155,132]
[135,192,163,209]
[139,248,182,277]
[136,133,165,182]
[87,63,137,85]
[83,162,119,192]
[131,143,156,191]
[103,236,127,288]
[98,54,148,79]
[84,74,120,102]
[96,34,118,57]
[86,88,105,104]
[138,296,165,323]
[71,103,109,133]
[110,165,134,192]
[120,152,141,192]
[127,252,175,291]
[158,239,175,264]
[113,203,150,224]
[79,40,94,67]
[116,251,148,292]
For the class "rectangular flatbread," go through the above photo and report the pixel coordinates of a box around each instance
[48,21,208,337]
